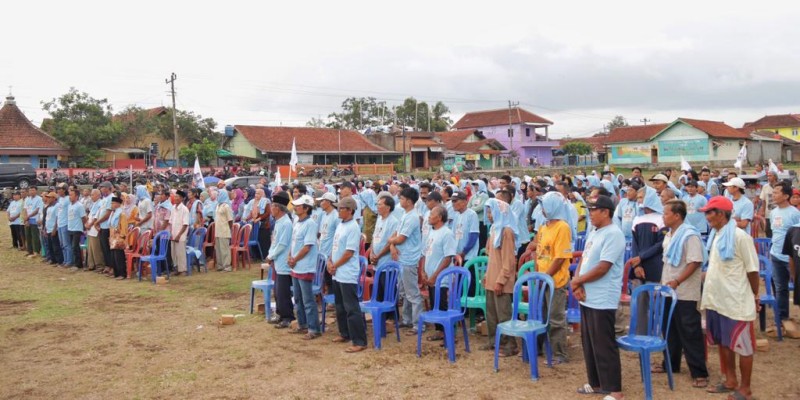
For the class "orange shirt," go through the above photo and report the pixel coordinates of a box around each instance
[535,220,572,288]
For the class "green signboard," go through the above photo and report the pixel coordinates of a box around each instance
[658,139,708,159]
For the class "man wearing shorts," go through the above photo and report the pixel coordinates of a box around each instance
[700,196,759,400]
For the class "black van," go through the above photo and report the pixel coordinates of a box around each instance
[0,163,37,189]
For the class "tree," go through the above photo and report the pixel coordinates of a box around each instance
[42,88,122,167]
[179,138,219,166]
[562,141,593,155]
[153,109,218,163]
[306,117,327,128]
[430,101,453,132]
[326,97,393,130]
[117,106,159,148]
[604,115,629,132]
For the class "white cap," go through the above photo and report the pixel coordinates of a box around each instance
[315,192,337,202]
[292,195,315,207]
[722,177,746,189]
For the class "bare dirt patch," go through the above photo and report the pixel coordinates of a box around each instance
[0,299,36,316]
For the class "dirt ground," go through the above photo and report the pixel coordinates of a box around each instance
[1,215,799,399]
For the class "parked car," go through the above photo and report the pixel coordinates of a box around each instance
[0,163,37,189]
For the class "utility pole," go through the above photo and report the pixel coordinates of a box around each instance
[427,103,431,132]
[640,118,651,126]
[166,73,179,167]
[414,99,418,132]
[508,100,519,167]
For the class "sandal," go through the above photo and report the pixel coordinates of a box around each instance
[331,336,348,343]
[692,377,709,389]
[727,391,754,400]
[707,382,736,394]
[498,348,520,358]
[426,334,444,342]
[288,327,308,334]
[577,384,610,395]
[344,345,367,353]
[302,332,321,340]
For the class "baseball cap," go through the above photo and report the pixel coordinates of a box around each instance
[99,181,113,188]
[451,192,468,201]
[722,177,745,189]
[793,188,800,197]
[699,196,734,212]
[586,195,615,210]
[649,174,669,183]
[316,192,337,203]
[292,194,314,207]
[334,196,357,210]
[426,191,443,202]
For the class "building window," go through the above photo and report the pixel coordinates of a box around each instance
[39,157,48,169]
[525,127,531,137]
[793,128,798,136]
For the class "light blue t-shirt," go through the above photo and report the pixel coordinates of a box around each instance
[290,216,319,274]
[311,207,324,229]
[511,198,529,244]
[332,219,362,284]
[614,198,638,239]
[99,195,113,229]
[397,208,422,266]
[240,199,253,223]
[421,208,433,244]
[25,195,43,224]
[67,200,86,232]
[452,208,480,260]
[392,196,405,221]
[415,199,428,220]
[372,214,399,267]
[317,209,340,257]
[268,214,293,275]
[578,223,625,310]
[423,226,457,284]
[444,200,455,228]
[770,205,800,262]
[682,194,708,234]
[57,196,69,228]
[8,199,23,225]
[45,205,57,233]
[731,196,754,233]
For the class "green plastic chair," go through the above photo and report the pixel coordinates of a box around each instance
[461,256,488,328]
[517,260,536,316]
[478,248,487,256]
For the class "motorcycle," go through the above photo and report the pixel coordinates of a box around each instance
[313,168,325,179]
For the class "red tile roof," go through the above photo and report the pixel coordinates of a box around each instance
[0,95,68,152]
[743,114,800,130]
[558,135,608,152]
[606,118,749,144]
[434,130,506,153]
[453,107,553,129]
[233,125,395,154]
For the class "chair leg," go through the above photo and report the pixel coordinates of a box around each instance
[461,319,470,353]
[493,329,502,372]
[249,288,255,314]
[642,352,653,400]
[526,336,539,381]
[263,289,271,321]
[521,339,529,364]
[394,310,401,343]
[321,300,327,333]
[416,319,424,358]
[544,334,553,367]
[372,313,382,350]
[444,323,456,363]
[664,349,674,390]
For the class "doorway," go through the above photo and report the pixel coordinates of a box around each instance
[651,148,658,164]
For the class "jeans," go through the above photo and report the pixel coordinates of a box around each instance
[399,264,423,326]
[293,277,320,333]
[58,226,72,265]
[771,256,791,320]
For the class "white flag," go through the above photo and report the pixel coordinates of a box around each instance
[768,158,779,173]
[733,144,747,169]
[274,169,282,185]
[193,157,205,189]
[289,137,298,172]
[680,156,691,172]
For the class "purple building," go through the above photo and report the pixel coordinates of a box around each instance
[452,107,556,167]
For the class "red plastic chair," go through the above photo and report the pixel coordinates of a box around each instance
[232,224,252,270]
[126,230,152,279]
[126,227,140,251]
[203,221,216,260]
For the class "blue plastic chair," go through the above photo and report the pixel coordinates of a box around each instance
[416,266,471,363]
[755,238,771,278]
[321,256,367,333]
[186,227,207,275]
[311,254,327,297]
[138,230,170,282]
[758,255,782,341]
[623,239,633,265]
[359,262,401,350]
[248,221,264,261]
[250,263,274,321]
[566,284,581,325]
[493,272,554,381]
[616,284,678,400]
[574,232,587,252]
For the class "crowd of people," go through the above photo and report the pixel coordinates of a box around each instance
[7,163,795,400]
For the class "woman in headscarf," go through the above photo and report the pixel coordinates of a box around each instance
[121,192,138,228]
[481,198,520,357]
[201,191,216,225]
[469,179,490,250]
[231,187,245,221]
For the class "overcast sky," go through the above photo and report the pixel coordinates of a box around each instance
[3,1,799,139]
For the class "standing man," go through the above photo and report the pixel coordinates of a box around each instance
[571,195,625,399]
[420,205,457,341]
[212,188,234,272]
[85,189,104,272]
[169,190,190,276]
[42,192,63,266]
[55,185,72,267]
[316,192,339,291]
[288,195,321,340]
[759,171,778,237]
[469,180,490,250]
[93,182,114,273]
[451,192,479,266]
[267,191,294,328]
[658,199,709,386]
[388,187,423,333]
[700,196,759,400]
[682,180,709,234]
[768,181,800,322]
[723,177,753,233]
[8,191,25,251]
[329,196,367,352]
[67,188,87,271]
[24,187,43,258]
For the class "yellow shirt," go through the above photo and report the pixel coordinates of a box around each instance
[535,220,573,288]
[574,202,587,233]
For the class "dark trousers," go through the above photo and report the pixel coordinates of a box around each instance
[771,256,791,320]
[99,229,112,268]
[11,225,24,248]
[478,222,488,251]
[111,249,127,278]
[45,232,63,264]
[25,224,41,255]
[275,274,295,322]
[427,285,448,332]
[580,305,622,393]
[333,281,367,347]
[257,226,271,262]
[70,231,83,268]
[661,299,708,378]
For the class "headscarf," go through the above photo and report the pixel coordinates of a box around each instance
[232,188,244,213]
[540,192,569,221]
[511,177,523,198]
[121,193,136,217]
[217,188,231,206]
[474,180,488,194]
[665,222,706,266]
[484,198,521,249]
[705,218,737,261]
[587,175,600,187]
[641,185,663,214]
[135,185,149,202]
